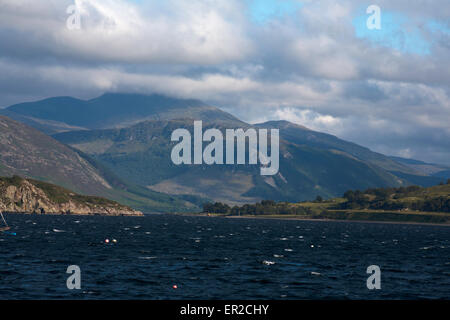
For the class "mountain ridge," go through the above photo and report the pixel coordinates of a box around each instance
[2,93,245,132]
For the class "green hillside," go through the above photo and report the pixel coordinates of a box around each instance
[54,119,423,205]
[339,182,450,212]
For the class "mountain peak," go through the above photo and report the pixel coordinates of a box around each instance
[255,120,311,131]
[94,92,207,105]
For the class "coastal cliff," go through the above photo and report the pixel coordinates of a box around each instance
[0,176,143,216]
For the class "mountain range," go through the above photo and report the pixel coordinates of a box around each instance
[1,93,448,211]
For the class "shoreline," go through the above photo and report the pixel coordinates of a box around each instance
[2,211,144,217]
[4,211,449,227]
[172,212,450,227]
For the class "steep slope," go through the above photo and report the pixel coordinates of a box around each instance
[2,93,244,132]
[0,115,112,195]
[0,176,142,216]
[54,119,412,204]
[0,116,199,213]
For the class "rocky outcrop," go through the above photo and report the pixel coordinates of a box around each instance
[0,176,143,216]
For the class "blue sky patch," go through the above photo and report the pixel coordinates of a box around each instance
[246,0,303,24]
[353,10,431,55]
[427,20,450,35]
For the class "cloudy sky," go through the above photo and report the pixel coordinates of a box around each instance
[1,0,449,164]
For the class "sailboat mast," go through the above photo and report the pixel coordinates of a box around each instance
[0,211,10,232]
[0,212,7,227]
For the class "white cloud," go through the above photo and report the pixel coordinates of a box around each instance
[0,0,252,64]
[271,108,344,134]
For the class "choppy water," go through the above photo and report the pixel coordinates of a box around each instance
[0,213,449,299]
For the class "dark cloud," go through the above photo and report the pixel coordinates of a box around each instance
[343,81,387,102]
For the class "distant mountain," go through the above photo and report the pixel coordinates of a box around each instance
[1,93,244,132]
[389,156,450,178]
[54,118,437,204]
[0,109,86,135]
[256,121,444,188]
[0,115,198,212]
[258,121,420,174]
[389,156,431,166]
[432,170,450,180]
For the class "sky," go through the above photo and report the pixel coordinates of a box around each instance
[0,0,449,165]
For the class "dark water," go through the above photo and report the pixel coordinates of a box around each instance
[0,213,449,299]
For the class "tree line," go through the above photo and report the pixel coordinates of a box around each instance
[202,180,450,215]
[202,200,313,216]
[340,181,450,212]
